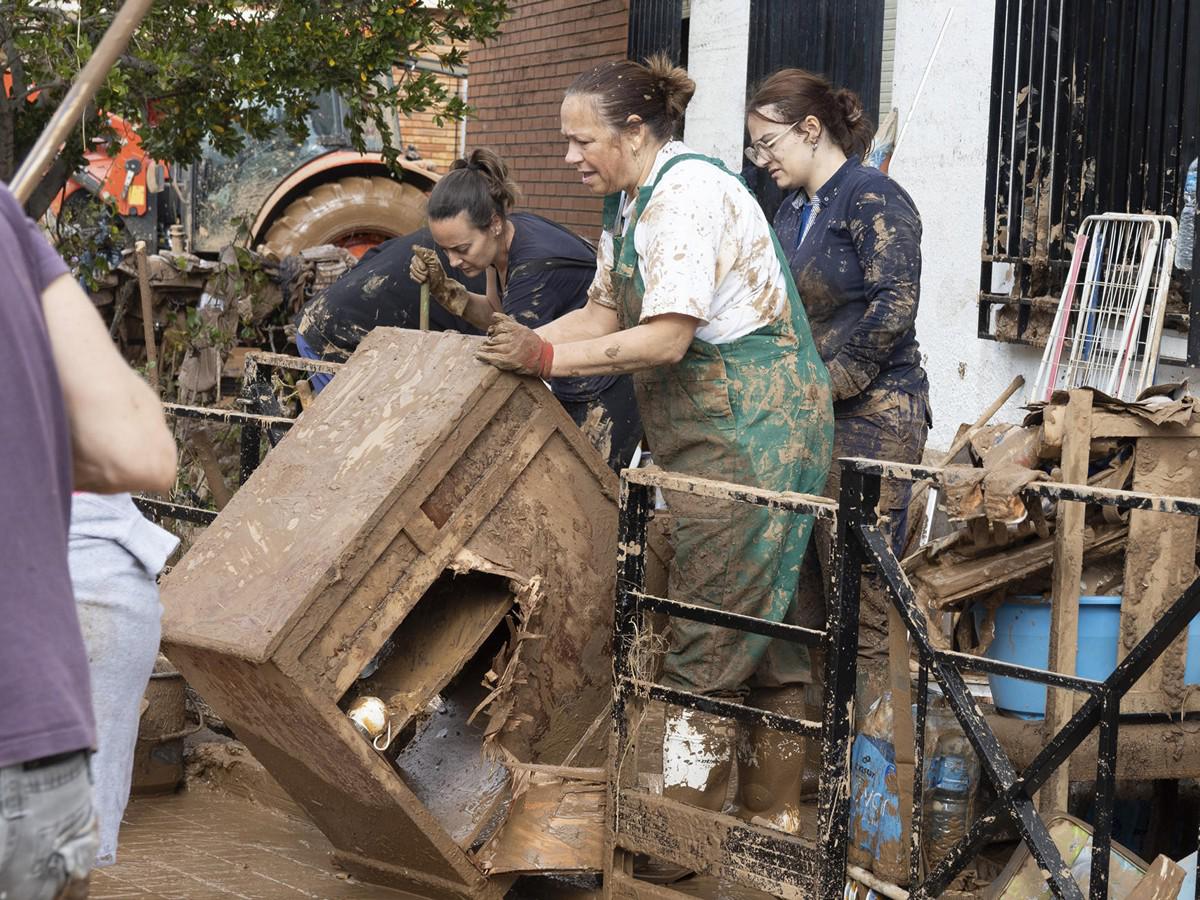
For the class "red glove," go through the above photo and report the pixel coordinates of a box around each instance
[476,313,554,378]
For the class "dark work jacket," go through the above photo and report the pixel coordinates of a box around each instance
[773,157,928,418]
[293,228,486,357]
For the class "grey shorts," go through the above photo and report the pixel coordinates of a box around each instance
[0,750,97,900]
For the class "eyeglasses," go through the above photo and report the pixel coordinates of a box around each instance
[745,121,800,166]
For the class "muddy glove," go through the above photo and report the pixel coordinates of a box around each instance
[409,246,470,316]
[476,313,554,378]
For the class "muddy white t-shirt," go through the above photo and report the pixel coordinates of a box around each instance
[588,141,788,345]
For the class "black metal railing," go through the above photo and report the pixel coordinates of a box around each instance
[611,468,850,898]
[840,456,1200,900]
[614,457,1200,898]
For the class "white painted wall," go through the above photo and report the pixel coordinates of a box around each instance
[890,0,1043,449]
[682,0,750,169]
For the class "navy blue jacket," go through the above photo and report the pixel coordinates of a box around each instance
[773,158,927,415]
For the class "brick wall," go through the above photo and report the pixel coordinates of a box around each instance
[400,72,467,172]
[466,0,629,238]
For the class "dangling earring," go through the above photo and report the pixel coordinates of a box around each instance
[810,137,819,157]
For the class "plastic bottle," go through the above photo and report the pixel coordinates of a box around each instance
[1179,157,1197,272]
[924,730,980,864]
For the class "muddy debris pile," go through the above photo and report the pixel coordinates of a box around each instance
[90,241,354,403]
[904,383,1196,664]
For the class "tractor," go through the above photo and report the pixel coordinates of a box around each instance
[56,87,438,259]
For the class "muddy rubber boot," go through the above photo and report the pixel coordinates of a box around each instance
[734,686,808,834]
[635,705,735,884]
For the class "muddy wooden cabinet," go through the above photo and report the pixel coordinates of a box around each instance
[161,330,657,898]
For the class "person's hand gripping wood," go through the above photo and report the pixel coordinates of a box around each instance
[476,313,554,377]
[409,246,470,316]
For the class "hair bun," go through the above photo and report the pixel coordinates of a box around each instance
[835,88,864,125]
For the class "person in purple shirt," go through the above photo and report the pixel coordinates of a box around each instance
[0,180,175,899]
[746,70,931,696]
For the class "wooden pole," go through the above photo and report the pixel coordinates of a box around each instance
[134,240,159,392]
[419,283,430,332]
[10,0,155,205]
[1038,388,1092,814]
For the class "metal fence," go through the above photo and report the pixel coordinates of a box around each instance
[840,457,1200,899]
[609,468,850,898]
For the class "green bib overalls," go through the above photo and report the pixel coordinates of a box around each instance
[606,152,834,696]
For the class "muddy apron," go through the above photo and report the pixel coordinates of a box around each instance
[607,153,834,696]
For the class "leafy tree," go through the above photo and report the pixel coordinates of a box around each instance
[0,0,509,218]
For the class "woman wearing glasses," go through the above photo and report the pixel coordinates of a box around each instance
[473,55,833,848]
[746,71,930,699]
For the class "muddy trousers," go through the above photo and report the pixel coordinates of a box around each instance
[795,390,930,666]
[0,751,97,900]
[559,375,643,473]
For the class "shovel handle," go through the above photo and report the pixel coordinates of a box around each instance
[419,284,430,332]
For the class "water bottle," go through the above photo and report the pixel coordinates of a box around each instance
[924,731,979,864]
[1179,157,1197,271]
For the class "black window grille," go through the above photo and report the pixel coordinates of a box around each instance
[627,0,685,65]
[979,0,1200,365]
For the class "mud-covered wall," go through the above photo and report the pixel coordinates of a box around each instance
[889,0,1043,449]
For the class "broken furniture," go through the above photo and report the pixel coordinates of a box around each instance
[984,814,1186,900]
[847,440,1200,899]
[134,350,341,528]
[160,329,665,898]
[608,469,849,900]
[907,387,1200,781]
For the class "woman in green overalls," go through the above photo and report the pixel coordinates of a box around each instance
[475,55,834,844]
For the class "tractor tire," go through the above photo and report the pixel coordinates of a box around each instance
[261,175,427,259]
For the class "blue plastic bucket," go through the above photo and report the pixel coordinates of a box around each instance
[978,595,1200,718]
[1187,615,1200,685]
[976,595,1120,718]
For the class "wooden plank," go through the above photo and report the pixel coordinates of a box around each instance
[1119,436,1200,714]
[1042,405,1200,445]
[476,776,605,875]
[608,869,693,900]
[354,571,513,729]
[908,524,1126,607]
[613,790,817,900]
[1039,390,1092,815]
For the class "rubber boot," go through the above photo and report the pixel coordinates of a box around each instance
[662,705,734,810]
[735,686,807,834]
[635,705,734,884]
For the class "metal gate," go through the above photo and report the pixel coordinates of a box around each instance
[607,468,850,898]
[838,456,1200,899]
